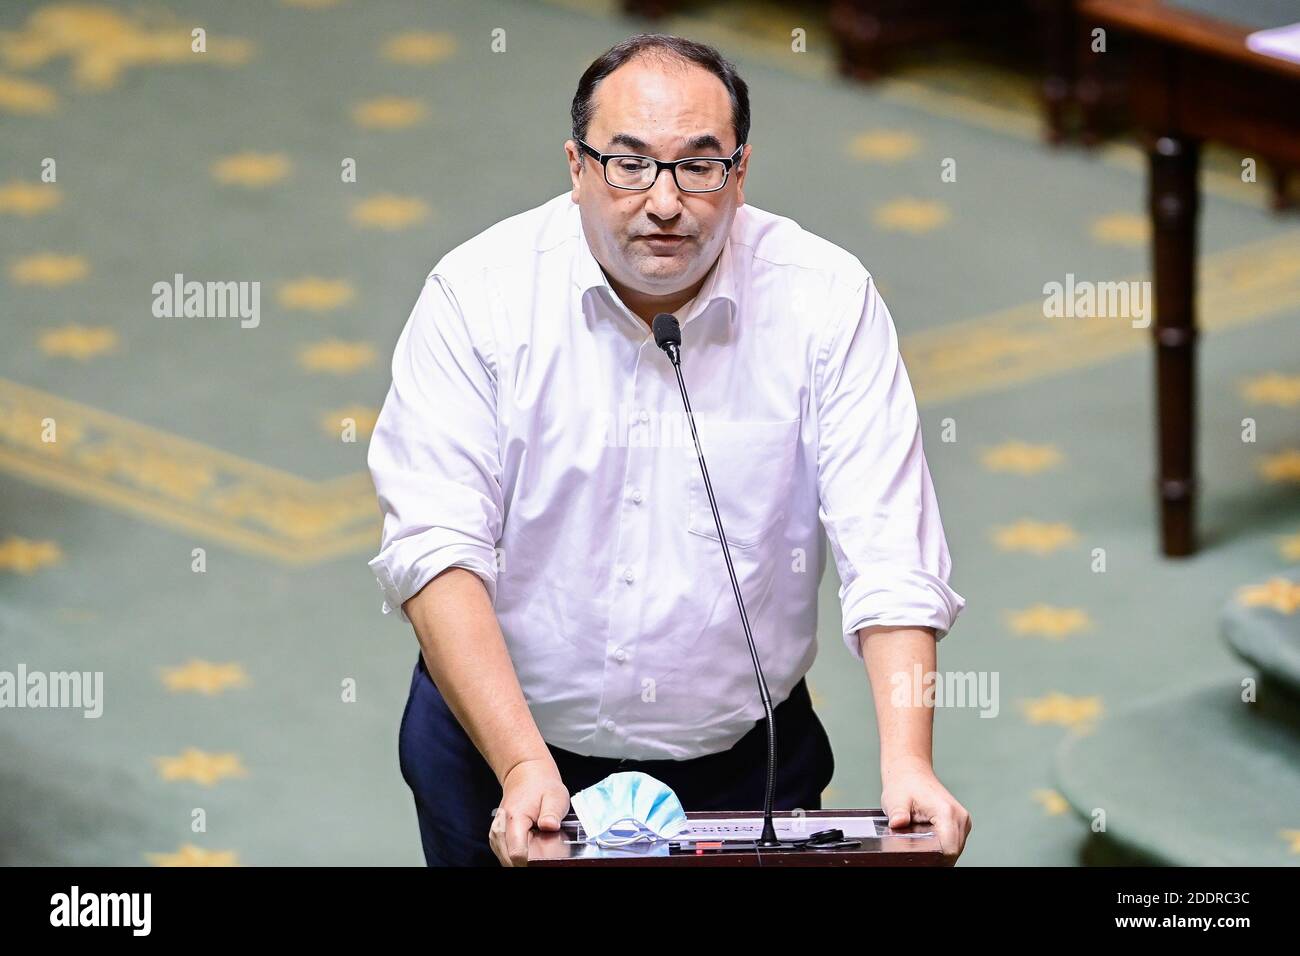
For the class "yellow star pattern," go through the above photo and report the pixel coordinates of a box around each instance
[0,74,58,114]
[1007,604,1091,640]
[1236,578,1300,614]
[1020,692,1102,731]
[1031,789,1070,816]
[90,450,215,502]
[1281,830,1300,854]
[0,5,252,91]
[0,535,63,573]
[0,181,61,216]
[9,253,88,286]
[981,440,1063,475]
[297,339,376,374]
[350,194,429,230]
[872,197,949,233]
[211,152,291,188]
[145,844,239,867]
[1280,533,1300,562]
[1241,372,1300,407]
[992,519,1078,554]
[55,608,97,622]
[1258,449,1300,483]
[847,129,920,162]
[155,748,248,786]
[351,96,426,129]
[381,32,457,65]
[160,660,250,696]
[321,404,378,438]
[1090,212,1149,246]
[277,277,355,312]
[38,324,117,360]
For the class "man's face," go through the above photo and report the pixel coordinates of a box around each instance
[566,58,749,300]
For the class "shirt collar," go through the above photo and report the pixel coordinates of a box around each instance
[572,204,738,329]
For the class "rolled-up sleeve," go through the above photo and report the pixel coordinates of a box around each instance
[814,273,966,660]
[367,272,504,624]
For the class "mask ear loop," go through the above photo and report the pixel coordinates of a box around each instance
[593,817,656,847]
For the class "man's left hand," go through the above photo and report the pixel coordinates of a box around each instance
[879,755,971,864]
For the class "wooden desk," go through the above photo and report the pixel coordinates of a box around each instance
[527,809,947,866]
[1078,0,1300,555]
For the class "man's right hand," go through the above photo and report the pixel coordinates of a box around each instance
[402,569,566,866]
[490,757,570,867]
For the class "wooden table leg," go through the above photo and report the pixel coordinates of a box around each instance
[1031,0,1074,144]
[1148,134,1200,556]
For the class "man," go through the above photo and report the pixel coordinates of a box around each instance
[368,33,970,867]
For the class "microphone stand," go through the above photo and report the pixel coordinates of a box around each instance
[654,313,792,851]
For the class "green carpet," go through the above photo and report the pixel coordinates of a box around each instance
[1055,678,1300,866]
[1223,570,1300,699]
[1,0,1298,865]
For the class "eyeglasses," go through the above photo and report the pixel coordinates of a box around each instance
[577,139,744,193]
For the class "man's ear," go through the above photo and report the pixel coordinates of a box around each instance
[565,139,583,202]
[733,144,751,207]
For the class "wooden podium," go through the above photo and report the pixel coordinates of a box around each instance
[528,808,947,866]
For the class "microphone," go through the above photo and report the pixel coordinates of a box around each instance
[653,312,788,851]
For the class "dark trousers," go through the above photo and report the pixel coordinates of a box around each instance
[397,653,836,866]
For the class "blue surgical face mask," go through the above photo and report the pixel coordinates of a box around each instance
[570,771,689,846]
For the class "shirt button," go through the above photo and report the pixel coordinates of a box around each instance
[638,410,650,423]
[622,567,635,584]
[614,648,627,663]
[630,489,644,504]
[602,718,616,732]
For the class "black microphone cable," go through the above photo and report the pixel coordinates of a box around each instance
[653,311,782,850]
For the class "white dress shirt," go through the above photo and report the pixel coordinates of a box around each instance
[367,190,965,760]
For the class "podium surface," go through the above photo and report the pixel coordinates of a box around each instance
[528,809,947,866]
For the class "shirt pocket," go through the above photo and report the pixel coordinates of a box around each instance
[685,418,802,549]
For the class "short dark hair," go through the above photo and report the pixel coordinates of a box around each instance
[570,34,751,151]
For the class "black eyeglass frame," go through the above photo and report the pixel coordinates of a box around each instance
[576,139,745,193]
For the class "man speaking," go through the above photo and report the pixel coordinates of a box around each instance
[366,33,969,867]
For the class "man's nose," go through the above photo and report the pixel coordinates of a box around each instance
[643,166,683,219]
